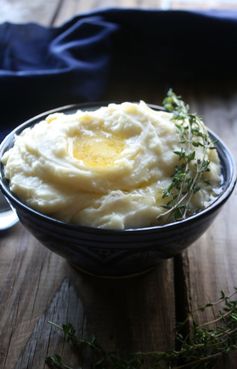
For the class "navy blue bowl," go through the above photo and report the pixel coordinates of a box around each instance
[0,103,236,277]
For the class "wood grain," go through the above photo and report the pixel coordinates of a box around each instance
[74,262,175,353]
[171,0,237,10]
[14,279,85,369]
[1,2,237,369]
[0,226,67,369]
[52,0,165,26]
[173,86,237,368]
[0,0,62,25]
[183,88,237,309]
[0,225,175,369]
[1,0,236,27]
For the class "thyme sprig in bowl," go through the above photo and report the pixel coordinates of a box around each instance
[158,89,221,223]
[0,92,236,277]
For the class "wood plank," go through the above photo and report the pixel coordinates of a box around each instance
[0,225,67,369]
[74,261,175,353]
[1,0,237,28]
[14,279,85,369]
[0,0,62,26]
[50,0,237,26]
[53,0,165,26]
[0,228,175,369]
[185,88,237,313]
[171,0,237,10]
[174,85,237,368]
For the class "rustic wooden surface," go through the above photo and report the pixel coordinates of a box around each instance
[1,0,237,25]
[0,1,237,369]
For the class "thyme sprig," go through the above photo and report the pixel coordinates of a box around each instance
[158,89,215,222]
[46,289,237,369]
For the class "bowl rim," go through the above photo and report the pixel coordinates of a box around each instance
[0,102,236,234]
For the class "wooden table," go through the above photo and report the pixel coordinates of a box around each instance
[0,2,237,369]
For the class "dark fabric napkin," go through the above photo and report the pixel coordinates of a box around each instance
[1,8,237,140]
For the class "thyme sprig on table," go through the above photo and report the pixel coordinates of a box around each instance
[158,89,215,222]
[46,289,237,369]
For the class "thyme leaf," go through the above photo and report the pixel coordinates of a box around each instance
[46,290,237,369]
[157,89,215,222]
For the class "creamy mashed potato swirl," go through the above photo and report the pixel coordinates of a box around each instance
[2,102,221,229]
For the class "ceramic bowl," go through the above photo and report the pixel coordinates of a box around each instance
[0,103,236,277]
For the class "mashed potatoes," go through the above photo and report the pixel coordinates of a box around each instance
[2,102,221,229]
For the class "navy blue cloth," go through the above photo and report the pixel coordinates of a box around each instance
[1,8,237,140]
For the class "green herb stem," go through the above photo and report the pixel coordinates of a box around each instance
[45,289,237,369]
[157,89,216,223]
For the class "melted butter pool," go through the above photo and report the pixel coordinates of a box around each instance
[73,136,125,169]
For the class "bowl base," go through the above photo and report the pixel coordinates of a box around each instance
[70,263,156,279]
